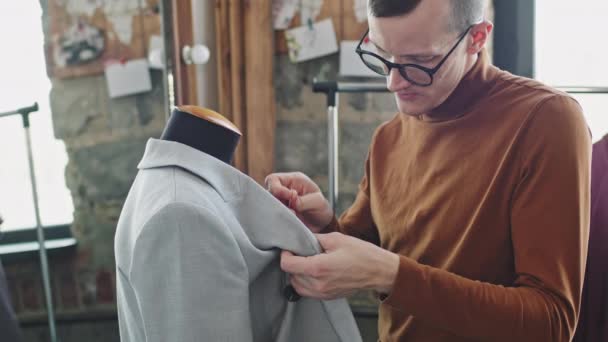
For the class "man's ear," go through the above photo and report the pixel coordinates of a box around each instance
[467,20,493,54]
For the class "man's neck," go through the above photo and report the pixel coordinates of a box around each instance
[419,52,485,122]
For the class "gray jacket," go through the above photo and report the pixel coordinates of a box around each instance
[114,139,362,342]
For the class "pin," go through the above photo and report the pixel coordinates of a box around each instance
[307,18,314,31]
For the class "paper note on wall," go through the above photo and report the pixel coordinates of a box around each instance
[148,35,164,69]
[105,58,152,98]
[273,0,299,29]
[285,19,338,63]
[339,41,383,77]
[300,0,324,25]
[354,0,367,23]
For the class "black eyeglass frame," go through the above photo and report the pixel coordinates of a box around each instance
[355,25,474,87]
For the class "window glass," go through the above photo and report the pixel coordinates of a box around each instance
[0,2,73,231]
[535,0,608,142]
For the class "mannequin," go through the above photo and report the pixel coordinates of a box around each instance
[114,105,361,342]
[161,105,301,301]
[163,106,310,303]
[160,105,241,164]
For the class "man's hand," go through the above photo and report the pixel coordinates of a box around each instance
[281,232,400,300]
[265,172,334,233]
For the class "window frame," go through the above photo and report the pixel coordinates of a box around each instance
[0,224,76,263]
[0,108,75,260]
[493,0,535,78]
[493,0,608,124]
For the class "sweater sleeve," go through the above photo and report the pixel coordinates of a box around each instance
[323,152,381,246]
[380,95,591,341]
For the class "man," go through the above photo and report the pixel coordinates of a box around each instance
[266,0,591,341]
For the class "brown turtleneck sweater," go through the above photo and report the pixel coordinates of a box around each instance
[326,51,591,341]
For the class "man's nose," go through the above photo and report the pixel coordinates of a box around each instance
[387,67,412,92]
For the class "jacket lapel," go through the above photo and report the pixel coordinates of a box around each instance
[137,138,241,202]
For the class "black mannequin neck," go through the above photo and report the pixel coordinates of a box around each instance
[160,107,241,164]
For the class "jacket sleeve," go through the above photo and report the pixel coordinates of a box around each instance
[129,202,252,342]
[380,95,591,341]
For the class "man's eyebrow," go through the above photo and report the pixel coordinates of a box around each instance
[369,39,437,59]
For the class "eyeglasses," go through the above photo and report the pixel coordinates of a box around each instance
[355,26,474,87]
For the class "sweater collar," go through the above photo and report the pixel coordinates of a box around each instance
[420,49,498,122]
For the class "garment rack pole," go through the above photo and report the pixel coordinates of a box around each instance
[0,102,58,342]
[312,79,390,213]
[311,79,607,214]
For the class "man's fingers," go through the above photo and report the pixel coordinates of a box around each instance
[265,175,293,203]
[290,276,320,299]
[291,276,334,300]
[266,172,320,195]
[264,174,281,192]
[314,232,342,252]
[265,172,299,190]
[293,192,323,212]
[287,190,298,210]
[267,174,308,211]
[281,250,313,275]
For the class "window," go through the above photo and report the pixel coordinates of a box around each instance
[535,0,608,142]
[0,2,73,232]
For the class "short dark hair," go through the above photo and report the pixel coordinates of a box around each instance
[368,0,486,32]
[368,0,422,18]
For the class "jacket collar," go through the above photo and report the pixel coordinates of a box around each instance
[137,138,241,201]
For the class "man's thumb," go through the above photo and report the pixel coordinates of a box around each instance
[294,192,324,213]
[314,232,340,252]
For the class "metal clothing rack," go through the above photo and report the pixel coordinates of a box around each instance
[554,87,608,94]
[312,79,389,212]
[311,80,605,213]
[0,103,58,342]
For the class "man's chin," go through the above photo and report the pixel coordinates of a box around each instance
[395,94,430,115]
[396,102,426,117]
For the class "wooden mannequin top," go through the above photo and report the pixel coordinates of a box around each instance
[160,105,242,164]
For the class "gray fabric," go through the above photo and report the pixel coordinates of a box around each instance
[0,260,22,342]
[115,138,362,342]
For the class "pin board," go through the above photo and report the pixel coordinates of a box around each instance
[274,0,368,54]
[46,0,161,79]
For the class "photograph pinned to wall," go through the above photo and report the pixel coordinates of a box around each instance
[53,19,105,67]
[47,0,161,79]
[285,18,338,63]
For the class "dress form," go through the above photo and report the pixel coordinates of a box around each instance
[160,105,241,164]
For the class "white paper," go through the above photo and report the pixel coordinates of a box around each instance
[354,0,368,23]
[272,0,299,29]
[285,19,338,63]
[339,41,383,77]
[105,58,152,98]
[300,0,324,25]
[148,35,164,69]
